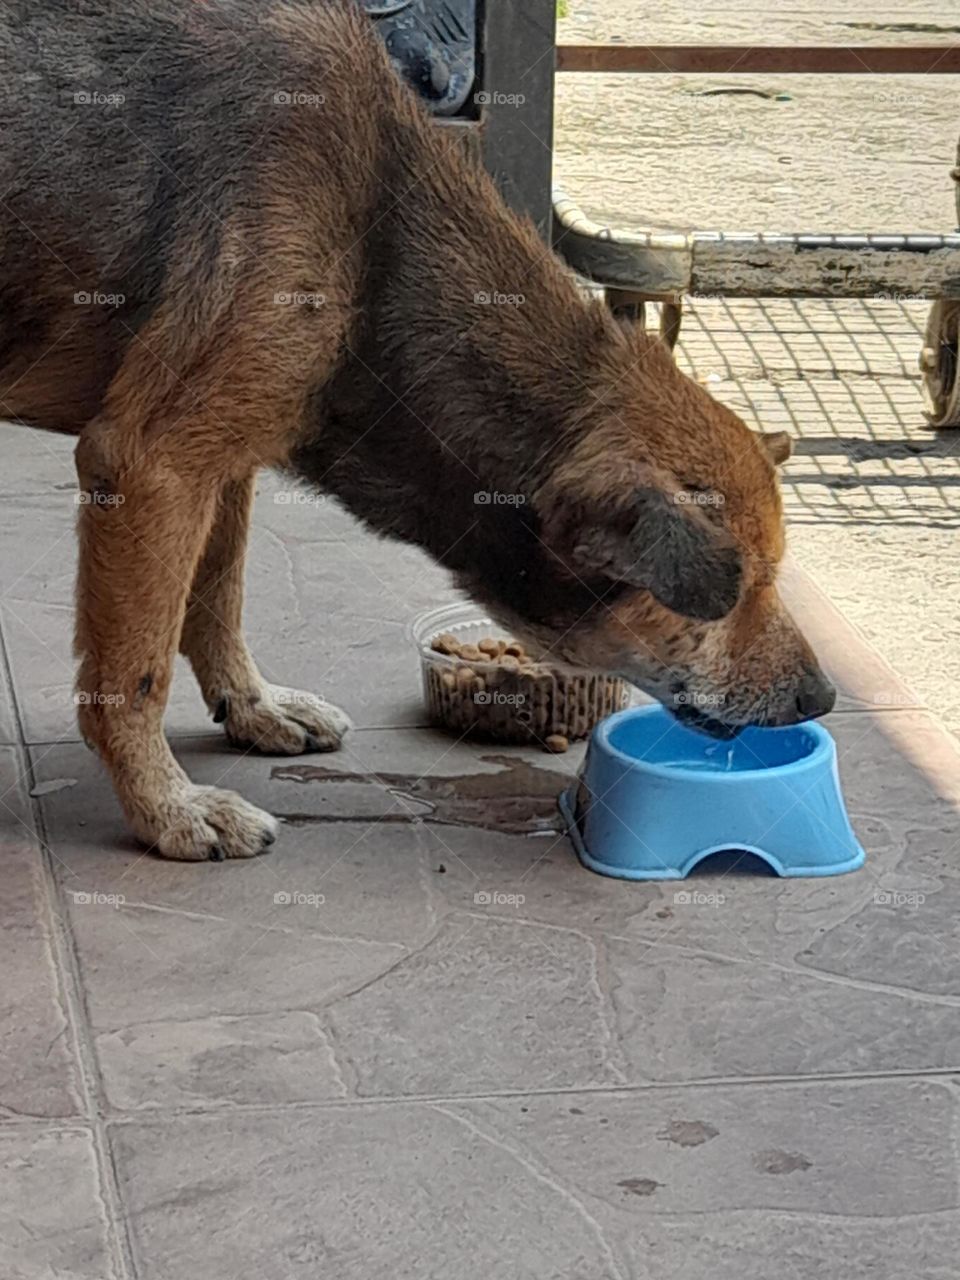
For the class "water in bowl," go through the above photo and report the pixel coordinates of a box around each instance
[682,744,737,772]
[607,712,821,774]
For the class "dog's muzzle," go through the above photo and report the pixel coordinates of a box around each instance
[672,701,742,740]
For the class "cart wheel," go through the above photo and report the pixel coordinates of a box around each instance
[920,300,960,427]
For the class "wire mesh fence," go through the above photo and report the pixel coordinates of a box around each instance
[669,296,960,528]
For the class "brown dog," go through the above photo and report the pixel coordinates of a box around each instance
[0,0,833,860]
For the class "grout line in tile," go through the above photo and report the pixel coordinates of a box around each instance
[0,613,136,1279]
[28,782,137,1279]
[91,1064,960,1125]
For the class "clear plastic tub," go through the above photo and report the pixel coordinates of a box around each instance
[410,603,630,745]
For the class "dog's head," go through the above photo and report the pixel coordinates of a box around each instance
[461,335,834,737]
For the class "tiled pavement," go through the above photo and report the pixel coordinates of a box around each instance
[2,0,958,1269]
[3,301,960,1280]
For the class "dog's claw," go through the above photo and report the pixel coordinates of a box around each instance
[209,844,226,862]
[262,828,277,847]
[213,695,230,724]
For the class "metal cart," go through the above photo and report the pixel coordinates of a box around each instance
[368,3,960,426]
[553,42,960,428]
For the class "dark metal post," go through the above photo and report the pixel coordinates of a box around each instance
[478,0,556,238]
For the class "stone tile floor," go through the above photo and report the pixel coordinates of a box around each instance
[3,299,960,1280]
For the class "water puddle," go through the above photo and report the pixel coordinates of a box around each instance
[271,755,572,835]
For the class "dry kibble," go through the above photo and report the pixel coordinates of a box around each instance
[431,632,461,655]
[425,631,627,745]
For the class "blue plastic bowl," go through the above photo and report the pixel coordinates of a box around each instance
[559,705,865,880]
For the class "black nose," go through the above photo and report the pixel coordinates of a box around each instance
[794,670,836,721]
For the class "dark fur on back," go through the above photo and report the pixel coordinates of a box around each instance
[0,0,391,428]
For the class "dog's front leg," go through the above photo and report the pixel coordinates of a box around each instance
[179,471,351,753]
[74,426,278,861]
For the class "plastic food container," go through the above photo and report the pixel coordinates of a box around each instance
[560,705,866,880]
[411,603,630,745]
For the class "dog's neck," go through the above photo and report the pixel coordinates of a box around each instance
[290,103,632,618]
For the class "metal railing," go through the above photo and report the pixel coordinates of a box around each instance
[551,42,960,425]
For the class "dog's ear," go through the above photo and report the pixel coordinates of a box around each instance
[565,487,742,621]
[756,430,792,466]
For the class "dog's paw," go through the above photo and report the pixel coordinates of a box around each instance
[132,785,279,861]
[220,684,351,755]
